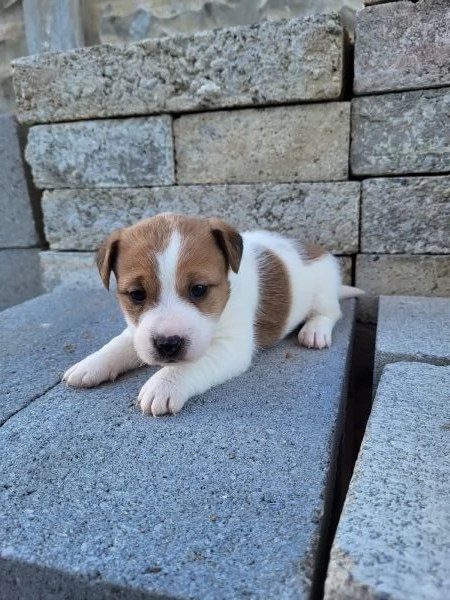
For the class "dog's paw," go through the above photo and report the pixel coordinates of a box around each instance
[63,353,118,388]
[138,370,188,416]
[298,317,332,350]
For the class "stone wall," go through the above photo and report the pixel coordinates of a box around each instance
[0,0,360,113]
[10,0,450,322]
[352,0,450,321]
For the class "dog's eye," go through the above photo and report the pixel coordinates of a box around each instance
[190,284,208,299]
[129,290,146,303]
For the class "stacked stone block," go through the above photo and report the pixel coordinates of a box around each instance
[352,0,450,321]
[12,14,356,291]
[11,2,450,315]
[0,114,42,310]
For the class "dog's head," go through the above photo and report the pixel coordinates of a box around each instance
[97,213,243,365]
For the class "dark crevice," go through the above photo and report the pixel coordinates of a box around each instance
[0,381,61,427]
[315,320,377,599]
[350,169,450,181]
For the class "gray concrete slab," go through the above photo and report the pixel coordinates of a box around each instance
[0,114,38,249]
[0,249,42,311]
[0,286,121,424]
[374,295,450,389]
[325,362,450,600]
[0,293,356,599]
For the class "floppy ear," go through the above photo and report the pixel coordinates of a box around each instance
[96,230,121,289]
[209,218,243,274]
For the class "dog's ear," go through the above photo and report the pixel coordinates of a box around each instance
[96,230,121,289]
[209,218,243,274]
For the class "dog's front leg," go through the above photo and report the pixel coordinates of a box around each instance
[138,334,254,416]
[64,327,143,387]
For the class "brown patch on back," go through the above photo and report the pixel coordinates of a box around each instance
[300,242,328,261]
[255,250,291,348]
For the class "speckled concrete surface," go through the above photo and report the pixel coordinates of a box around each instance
[325,362,450,600]
[0,289,356,599]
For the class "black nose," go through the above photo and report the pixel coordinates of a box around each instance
[152,335,184,359]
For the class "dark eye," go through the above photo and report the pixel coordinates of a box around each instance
[129,290,146,303]
[190,284,208,299]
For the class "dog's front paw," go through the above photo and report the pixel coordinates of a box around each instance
[298,317,333,350]
[138,370,188,416]
[63,353,118,388]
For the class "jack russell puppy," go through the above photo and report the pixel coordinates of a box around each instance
[64,213,363,416]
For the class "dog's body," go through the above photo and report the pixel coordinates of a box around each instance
[64,214,363,415]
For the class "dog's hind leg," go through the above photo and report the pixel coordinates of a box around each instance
[297,291,342,350]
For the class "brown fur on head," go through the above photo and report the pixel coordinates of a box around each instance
[96,215,244,292]
[95,214,244,366]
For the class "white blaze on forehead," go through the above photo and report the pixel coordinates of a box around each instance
[156,229,182,305]
[133,226,217,364]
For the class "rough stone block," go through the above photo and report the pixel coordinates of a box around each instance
[355,0,450,94]
[39,252,351,294]
[325,362,450,600]
[39,251,98,292]
[175,104,350,184]
[361,176,450,254]
[26,117,174,189]
[0,114,38,248]
[355,254,450,323]
[42,182,360,253]
[351,88,450,177]
[373,296,450,389]
[0,293,356,599]
[12,14,346,125]
[0,249,42,311]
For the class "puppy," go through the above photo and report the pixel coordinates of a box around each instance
[64,213,363,416]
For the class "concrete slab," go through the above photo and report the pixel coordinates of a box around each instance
[0,286,121,424]
[0,249,42,311]
[325,362,450,600]
[0,291,356,599]
[373,295,450,389]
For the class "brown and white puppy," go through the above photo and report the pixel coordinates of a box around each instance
[64,213,363,416]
